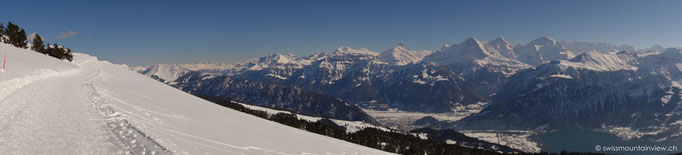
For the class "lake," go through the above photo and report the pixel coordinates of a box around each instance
[531,130,681,155]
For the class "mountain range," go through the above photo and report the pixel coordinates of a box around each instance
[131,36,681,142]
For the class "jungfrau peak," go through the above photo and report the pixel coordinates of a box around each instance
[514,36,575,66]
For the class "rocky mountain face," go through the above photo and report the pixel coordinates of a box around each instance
[423,37,532,96]
[173,71,377,123]
[457,49,682,140]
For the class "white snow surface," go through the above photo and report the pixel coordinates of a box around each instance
[0,43,390,154]
[548,74,573,79]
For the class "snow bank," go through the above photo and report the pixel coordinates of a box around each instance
[0,44,79,101]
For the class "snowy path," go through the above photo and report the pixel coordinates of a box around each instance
[0,67,124,154]
[0,45,390,154]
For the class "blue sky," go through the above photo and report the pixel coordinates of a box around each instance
[1,0,681,66]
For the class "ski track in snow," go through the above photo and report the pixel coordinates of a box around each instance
[0,46,391,154]
[0,67,124,154]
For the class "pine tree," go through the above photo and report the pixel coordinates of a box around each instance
[5,22,28,48]
[47,43,59,58]
[31,34,45,54]
[15,28,27,48]
[64,48,73,61]
[5,22,18,44]
[0,23,5,43]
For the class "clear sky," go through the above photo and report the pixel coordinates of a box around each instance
[1,0,681,66]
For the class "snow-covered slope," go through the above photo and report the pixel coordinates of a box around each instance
[0,43,390,154]
[557,51,638,71]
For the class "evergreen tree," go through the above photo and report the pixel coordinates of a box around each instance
[5,22,28,48]
[43,43,74,61]
[5,22,18,44]
[64,48,73,61]
[15,28,27,48]
[31,34,45,54]
[0,23,5,43]
[48,43,63,58]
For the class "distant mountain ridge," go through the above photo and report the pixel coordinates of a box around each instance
[129,37,681,142]
[130,36,667,113]
[173,71,377,123]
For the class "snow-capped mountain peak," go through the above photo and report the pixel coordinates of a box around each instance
[557,51,638,71]
[260,53,297,65]
[529,36,558,45]
[333,45,379,56]
[424,37,502,65]
[422,37,531,78]
[643,44,666,52]
[449,37,487,57]
[462,37,485,48]
[394,43,408,50]
[231,53,316,71]
[441,43,451,50]
[139,64,191,83]
[379,44,434,65]
[515,36,574,65]
[487,36,516,59]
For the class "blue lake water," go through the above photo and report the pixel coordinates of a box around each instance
[531,130,681,155]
